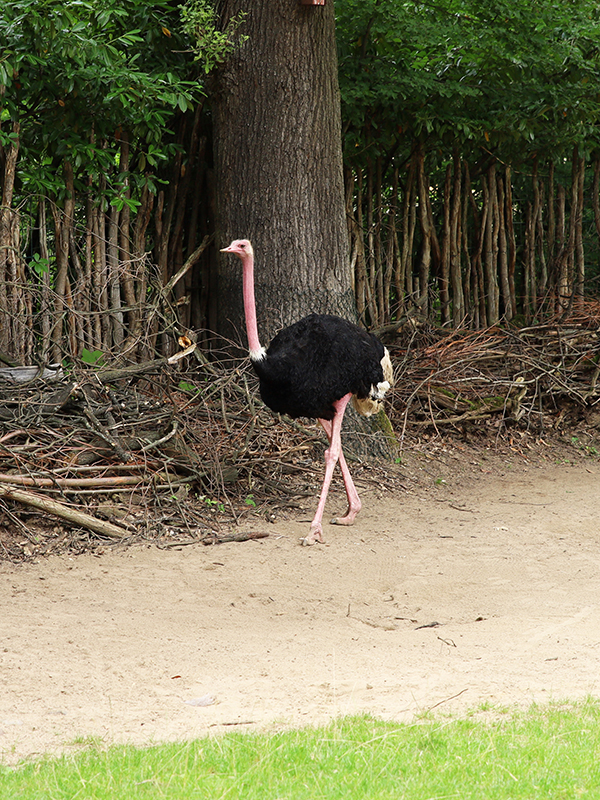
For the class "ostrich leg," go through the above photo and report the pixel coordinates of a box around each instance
[302,393,358,546]
[319,419,361,527]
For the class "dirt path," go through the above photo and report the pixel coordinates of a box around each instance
[1,456,600,763]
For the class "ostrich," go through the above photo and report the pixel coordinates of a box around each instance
[221,239,393,545]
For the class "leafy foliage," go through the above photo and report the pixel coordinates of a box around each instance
[337,0,600,165]
[181,0,248,74]
[0,0,203,203]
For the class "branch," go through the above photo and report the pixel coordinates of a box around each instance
[0,484,130,539]
[161,233,214,297]
[0,473,144,488]
[89,343,198,383]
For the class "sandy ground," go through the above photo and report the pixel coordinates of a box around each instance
[1,452,600,763]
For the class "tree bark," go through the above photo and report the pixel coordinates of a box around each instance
[415,143,432,317]
[524,201,534,321]
[484,163,499,324]
[50,160,76,361]
[575,151,585,306]
[555,183,568,310]
[108,202,123,349]
[365,159,377,325]
[383,166,397,324]
[496,171,511,320]
[504,165,517,318]
[213,0,352,346]
[0,121,20,358]
[440,162,451,326]
[449,150,464,325]
[471,167,488,327]
[353,168,367,320]
[547,161,556,268]
[400,152,417,305]
[528,158,540,313]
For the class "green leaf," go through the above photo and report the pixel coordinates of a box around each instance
[81,348,105,367]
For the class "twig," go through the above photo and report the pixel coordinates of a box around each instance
[409,410,492,426]
[161,234,213,297]
[139,421,179,453]
[203,531,269,545]
[82,406,132,463]
[427,688,468,712]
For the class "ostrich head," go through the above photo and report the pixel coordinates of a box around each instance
[220,239,254,258]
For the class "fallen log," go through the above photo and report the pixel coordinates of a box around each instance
[0,485,131,539]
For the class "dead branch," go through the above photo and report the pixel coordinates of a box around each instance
[390,311,600,434]
[0,485,130,539]
[161,234,213,297]
[0,474,145,488]
[203,530,270,544]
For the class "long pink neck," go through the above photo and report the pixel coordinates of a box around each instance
[241,251,264,358]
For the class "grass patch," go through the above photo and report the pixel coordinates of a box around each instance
[2,700,600,798]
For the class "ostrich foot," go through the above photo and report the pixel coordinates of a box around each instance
[330,513,356,526]
[331,501,361,527]
[301,525,324,546]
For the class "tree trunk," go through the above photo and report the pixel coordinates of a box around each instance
[353,168,367,321]
[496,171,512,320]
[547,161,556,269]
[534,160,547,295]
[108,203,123,349]
[504,165,517,318]
[462,161,474,324]
[51,160,75,361]
[528,158,540,314]
[524,202,534,321]
[484,164,500,324]
[383,166,397,324]
[555,184,569,310]
[0,121,20,359]
[415,143,431,317]
[213,0,352,346]
[440,162,451,326]
[593,157,600,243]
[38,198,52,358]
[375,157,385,326]
[365,159,377,325]
[449,149,464,326]
[471,167,488,327]
[398,152,416,312]
[575,151,585,307]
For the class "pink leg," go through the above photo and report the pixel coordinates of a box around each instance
[319,420,361,527]
[302,393,361,546]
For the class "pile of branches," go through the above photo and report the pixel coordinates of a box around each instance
[389,303,600,438]
[0,353,335,560]
[2,304,600,560]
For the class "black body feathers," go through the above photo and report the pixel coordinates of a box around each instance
[251,314,386,421]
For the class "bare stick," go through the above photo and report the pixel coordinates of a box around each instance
[139,421,179,453]
[82,405,131,463]
[88,343,197,384]
[0,485,130,539]
[427,688,468,712]
[0,473,144,488]
[203,531,269,545]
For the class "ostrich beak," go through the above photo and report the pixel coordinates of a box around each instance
[220,245,233,253]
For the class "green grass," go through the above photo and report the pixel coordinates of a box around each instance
[2,700,600,798]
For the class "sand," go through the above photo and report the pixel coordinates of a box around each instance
[1,452,599,762]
